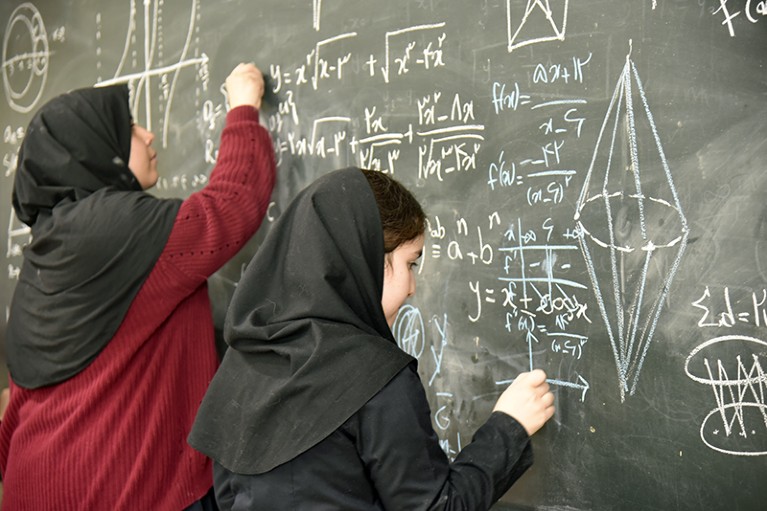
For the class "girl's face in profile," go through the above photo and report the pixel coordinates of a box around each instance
[381,235,424,327]
[128,123,158,189]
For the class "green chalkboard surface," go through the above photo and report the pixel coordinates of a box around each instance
[2,1,766,509]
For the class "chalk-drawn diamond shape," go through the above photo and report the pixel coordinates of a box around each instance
[574,53,689,401]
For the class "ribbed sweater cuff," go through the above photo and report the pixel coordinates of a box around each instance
[226,105,261,124]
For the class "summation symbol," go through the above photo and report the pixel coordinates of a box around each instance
[574,43,688,401]
[685,335,767,456]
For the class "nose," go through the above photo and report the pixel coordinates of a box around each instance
[135,124,155,146]
[144,129,155,146]
[407,275,416,298]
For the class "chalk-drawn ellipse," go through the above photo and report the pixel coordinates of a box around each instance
[685,335,767,385]
[700,403,767,456]
[579,193,686,251]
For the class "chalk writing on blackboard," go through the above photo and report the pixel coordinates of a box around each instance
[574,45,689,402]
[3,124,28,283]
[394,304,425,360]
[2,2,49,113]
[685,335,767,457]
[1,0,766,508]
[94,1,209,149]
[435,391,463,461]
[313,0,322,31]
[507,0,569,53]
[692,287,767,329]
[378,23,446,84]
[714,0,767,37]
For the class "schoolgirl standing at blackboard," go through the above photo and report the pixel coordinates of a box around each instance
[0,63,275,510]
[189,167,555,510]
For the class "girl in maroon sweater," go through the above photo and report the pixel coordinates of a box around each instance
[0,63,275,510]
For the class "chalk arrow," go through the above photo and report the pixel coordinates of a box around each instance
[547,373,590,402]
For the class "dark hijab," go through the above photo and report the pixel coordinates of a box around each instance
[6,84,181,389]
[189,168,414,474]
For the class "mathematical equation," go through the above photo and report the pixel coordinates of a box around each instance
[269,87,482,180]
[692,286,767,328]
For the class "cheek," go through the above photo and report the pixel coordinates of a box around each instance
[392,271,411,303]
[381,271,402,310]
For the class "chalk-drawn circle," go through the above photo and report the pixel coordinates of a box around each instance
[700,403,767,456]
[392,304,425,359]
[685,335,767,385]
[2,3,49,113]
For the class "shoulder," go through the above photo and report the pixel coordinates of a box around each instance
[82,189,181,219]
[360,362,429,422]
[371,362,421,403]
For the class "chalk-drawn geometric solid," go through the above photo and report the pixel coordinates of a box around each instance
[2,3,49,113]
[685,335,767,456]
[574,48,689,402]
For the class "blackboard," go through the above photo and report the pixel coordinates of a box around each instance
[1,1,766,509]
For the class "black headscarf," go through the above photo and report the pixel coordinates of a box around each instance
[189,167,414,474]
[6,84,181,389]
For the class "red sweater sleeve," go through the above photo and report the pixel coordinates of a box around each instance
[161,105,275,283]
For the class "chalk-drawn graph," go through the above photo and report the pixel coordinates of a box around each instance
[493,218,591,400]
[574,47,689,401]
[95,0,208,148]
[685,335,767,456]
[2,3,50,113]
[494,307,591,402]
[506,0,569,53]
[494,321,591,401]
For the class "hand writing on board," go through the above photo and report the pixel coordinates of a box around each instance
[493,369,555,436]
[225,63,265,111]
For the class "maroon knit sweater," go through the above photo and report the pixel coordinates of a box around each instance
[0,105,275,510]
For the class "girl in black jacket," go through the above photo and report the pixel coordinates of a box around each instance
[189,167,555,510]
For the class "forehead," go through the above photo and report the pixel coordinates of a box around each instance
[395,236,424,256]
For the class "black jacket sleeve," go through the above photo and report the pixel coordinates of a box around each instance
[352,364,533,510]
